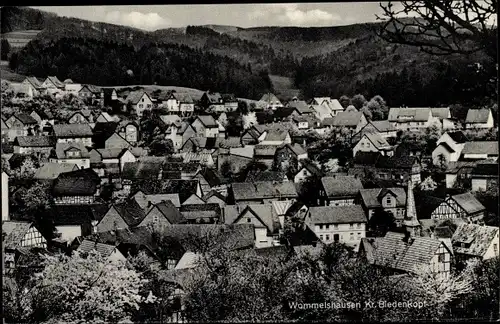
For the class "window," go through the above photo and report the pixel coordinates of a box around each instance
[357,232,361,237]
[319,234,324,240]
[147,104,152,108]
[142,98,145,102]
[152,215,159,224]
[325,225,330,230]
[319,225,323,230]
[357,223,361,229]
[333,234,339,242]
[334,224,338,229]
[247,218,252,223]
[326,234,330,241]
[438,254,446,262]
[494,244,498,254]
[349,224,354,229]
[386,197,392,205]
[139,104,143,108]
[350,233,354,240]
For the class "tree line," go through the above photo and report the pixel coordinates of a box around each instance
[11,37,273,100]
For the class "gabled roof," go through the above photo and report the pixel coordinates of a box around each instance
[14,136,55,147]
[307,205,366,224]
[388,108,431,122]
[53,142,90,159]
[112,199,147,227]
[273,107,297,119]
[160,115,182,127]
[133,179,200,204]
[77,240,118,257]
[10,113,38,125]
[359,188,406,209]
[259,93,281,104]
[430,107,450,119]
[321,176,363,197]
[92,122,119,145]
[297,160,324,178]
[46,76,65,88]
[462,141,498,156]
[450,192,485,214]
[287,100,313,114]
[195,168,226,187]
[202,190,227,203]
[362,132,391,150]
[246,170,286,182]
[52,168,100,196]
[361,232,445,274]
[466,109,491,124]
[151,200,187,224]
[375,155,419,169]
[332,111,364,127]
[221,93,237,102]
[34,162,79,180]
[353,151,382,166]
[24,76,44,89]
[180,203,222,221]
[172,92,194,103]
[436,141,455,153]
[53,124,93,138]
[194,115,218,128]
[310,104,334,120]
[126,91,150,104]
[224,204,280,234]
[204,91,222,103]
[2,221,36,249]
[452,224,499,257]
[446,131,468,144]
[231,181,298,201]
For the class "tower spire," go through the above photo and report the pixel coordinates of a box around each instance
[403,178,420,237]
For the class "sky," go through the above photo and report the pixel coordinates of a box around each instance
[32,3,392,31]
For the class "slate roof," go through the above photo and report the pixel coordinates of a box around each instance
[196,168,226,187]
[307,205,367,224]
[321,176,363,198]
[34,163,78,180]
[195,115,218,128]
[126,91,149,104]
[263,129,289,142]
[14,136,55,147]
[246,170,286,182]
[388,108,431,122]
[451,192,485,214]
[471,162,498,177]
[254,144,278,157]
[446,131,468,144]
[361,232,445,274]
[77,239,118,257]
[436,142,455,153]
[452,224,499,257]
[53,124,93,138]
[133,179,199,203]
[180,203,222,221]
[52,168,100,196]
[113,199,147,227]
[273,107,297,119]
[53,142,90,159]
[332,111,363,127]
[152,200,187,224]
[2,221,35,249]
[46,204,108,226]
[359,188,406,208]
[311,104,334,120]
[414,192,444,219]
[122,162,162,180]
[160,115,182,127]
[224,204,280,234]
[298,160,324,178]
[231,181,298,201]
[462,141,498,155]
[12,113,37,125]
[466,109,491,124]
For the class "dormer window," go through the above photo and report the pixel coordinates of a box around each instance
[386,197,392,205]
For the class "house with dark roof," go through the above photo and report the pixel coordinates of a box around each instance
[350,152,422,185]
[432,131,468,166]
[164,92,195,116]
[125,91,154,117]
[89,148,136,172]
[96,199,147,233]
[358,187,407,223]
[13,136,55,156]
[67,109,94,125]
[180,203,221,224]
[191,115,219,138]
[258,93,284,110]
[192,167,227,195]
[34,162,79,180]
[354,120,398,140]
[199,91,224,111]
[30,110,54,131]
[165,121,197,151]
[52,124,93,146]
[131,179,203,205]
[78,84,104,105]
[293,160,324,183]
[451,224,499,261]
[465,108,494,129]
[444,161,478,189]
[221,93,238,112]
[76,239,126,262]
[2,221,47,250]
[224,204,281,248]
[41,76,65,91]
[92,121,134,150]
[140,200,187,227]
[353,132,393,157]
[52,168,101,205]
[471,162,498,192]
[460,141,499,161]
[5,113,38,142]
[305,205,367,249]
[21,76,46,97]
[287,100,314,115]
[330,111,368,134]
[430,192,486,224]
[231,181,298,205]
[44,204,109,243]
[246,170,288,183]
[319,175,363,206]
[202,190,227,209]
[49,142,90,169]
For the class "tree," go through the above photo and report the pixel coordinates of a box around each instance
[366,95,389,120]
[8,52,18,71]
[351,94,367,110]
[149,137,174,156]
[377,1,497,60]
[1,39,11,60]
[4,251,156,323]
[368,208,396,237]
[237,100,249,115]
[419,176,438,191]
[220,159,233,180]
[339,95,351,109]
[242,112,257,130]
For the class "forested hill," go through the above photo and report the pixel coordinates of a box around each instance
[294,34,497,107]
[13,38,273,99]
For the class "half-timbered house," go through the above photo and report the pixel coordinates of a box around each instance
[430,192,486,224]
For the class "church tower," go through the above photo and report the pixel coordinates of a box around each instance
[403,178,421,238]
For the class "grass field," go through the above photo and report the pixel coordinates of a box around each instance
[269,74,300,101]
[0,61,26,82]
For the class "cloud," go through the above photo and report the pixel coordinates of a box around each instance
[104,10,171,31]
[248,4,341,26]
